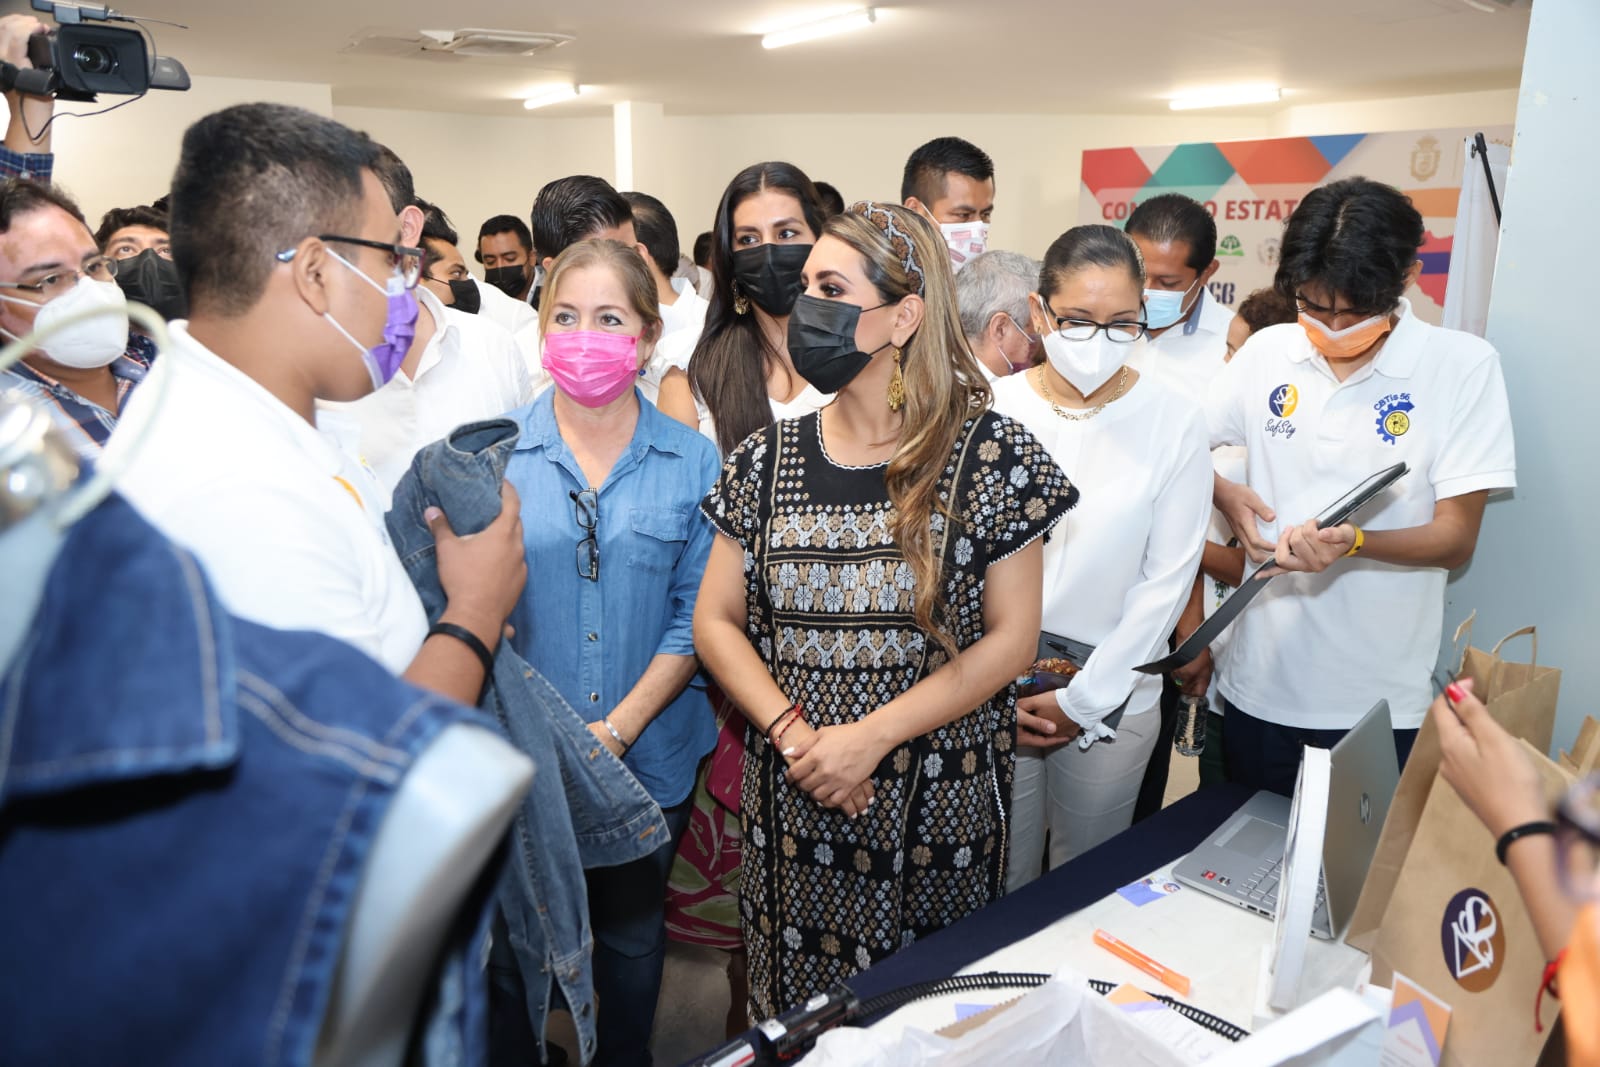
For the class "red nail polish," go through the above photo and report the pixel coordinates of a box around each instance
[1445,683,1465,703]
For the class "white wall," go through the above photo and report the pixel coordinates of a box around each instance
[330,106,614,245]
[1441,0,1596,752]
[49,74,333,225]
[644,112,1277,262]
[1271,89,1519,138]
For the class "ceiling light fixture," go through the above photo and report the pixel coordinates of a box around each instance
[1168,84,1282,111]
[523,84,581,110]
[761,8,876,50]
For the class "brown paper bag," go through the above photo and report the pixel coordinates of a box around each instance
[1559,717,1600,776]
[1346,621,1561,953]
[1369,740,1572,1067]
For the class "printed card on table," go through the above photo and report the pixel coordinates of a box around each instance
[1380,972,1452,1067]
[1117,876,1184,907]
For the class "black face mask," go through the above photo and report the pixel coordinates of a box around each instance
[483,264,527,298]
[787,294,891,394]
[732,243,812,317]
[446,278,481,314]
[114,249,187,321]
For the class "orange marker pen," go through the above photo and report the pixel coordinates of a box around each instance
[1093,928,1192,996]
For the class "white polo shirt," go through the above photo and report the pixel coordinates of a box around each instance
[106,322,429,675]
[1129,287,1236,399]
[1206,299,1516,729]
[660,276,709,344]
[474,276,538,337]
[316,287,533,492]
[637,278,712,408]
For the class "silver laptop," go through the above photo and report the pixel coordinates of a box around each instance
[1173,701,1399,940]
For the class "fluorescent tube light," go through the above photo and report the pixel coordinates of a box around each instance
[1168,85,1282,111]
[762,8,876,49]
[523,85,581,110]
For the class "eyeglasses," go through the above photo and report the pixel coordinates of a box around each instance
[1294,293,1386,327]
[571,487,599,582]
[1040,297,1146,343]
[275,235,424,290]
[0,255,118,302]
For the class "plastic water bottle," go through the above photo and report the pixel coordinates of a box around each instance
[1175,694,1208,757]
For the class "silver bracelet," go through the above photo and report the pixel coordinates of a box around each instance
[602,717,630,752]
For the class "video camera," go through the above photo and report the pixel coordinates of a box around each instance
[3,0,189,102]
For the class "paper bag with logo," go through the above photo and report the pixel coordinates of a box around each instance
[1347,621,1561,953]
[1368,739,1572,1067]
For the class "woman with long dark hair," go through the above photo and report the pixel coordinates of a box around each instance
[658,162,830,455]
[694,202,1076,1018]
[662,162,830,1028]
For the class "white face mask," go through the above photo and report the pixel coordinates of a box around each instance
[939,220,989,272]
[1042,329,1143,396]
[0,277,129,369]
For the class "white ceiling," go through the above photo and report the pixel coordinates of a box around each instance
[12,0,1530,117]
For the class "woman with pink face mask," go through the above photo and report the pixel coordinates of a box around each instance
[500,238,722,1065]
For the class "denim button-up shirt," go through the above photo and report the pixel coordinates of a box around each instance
[505,389,720,806]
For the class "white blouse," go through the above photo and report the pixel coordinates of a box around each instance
[991,369,1213,729]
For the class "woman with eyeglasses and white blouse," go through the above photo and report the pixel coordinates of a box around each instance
[992,225,1214,890]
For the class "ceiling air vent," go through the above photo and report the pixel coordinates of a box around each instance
[341,29,575,61]
[418,29,574,59]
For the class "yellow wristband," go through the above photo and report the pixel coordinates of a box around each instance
[1344,525,1365,557]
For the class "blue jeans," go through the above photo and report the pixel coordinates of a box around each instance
[488,799,692,1067]
[1222,700,1417,797]
[590,797,693,1067]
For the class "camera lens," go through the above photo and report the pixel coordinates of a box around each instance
[71,45,117,76]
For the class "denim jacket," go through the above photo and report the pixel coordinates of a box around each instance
[0,494,499,1067]
[387,418,668,1065]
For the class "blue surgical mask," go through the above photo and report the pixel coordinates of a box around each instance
[1143,277,1201,331]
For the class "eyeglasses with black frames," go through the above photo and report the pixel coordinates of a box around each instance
[571,487,599,582]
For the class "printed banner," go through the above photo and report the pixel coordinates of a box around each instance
[1078,125,1513,325]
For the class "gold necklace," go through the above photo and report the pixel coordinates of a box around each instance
[1036,364,1131,421]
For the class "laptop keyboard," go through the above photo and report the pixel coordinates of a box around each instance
[1243,857,1326,911]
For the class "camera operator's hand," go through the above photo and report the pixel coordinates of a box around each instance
[0,14,52,154]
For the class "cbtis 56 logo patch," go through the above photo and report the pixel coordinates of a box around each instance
[1375,392,1414,445]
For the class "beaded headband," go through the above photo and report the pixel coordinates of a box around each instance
[848,201,925,297]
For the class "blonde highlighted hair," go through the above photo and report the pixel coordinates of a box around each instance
[824,203,991,659]
[537,238,663,348]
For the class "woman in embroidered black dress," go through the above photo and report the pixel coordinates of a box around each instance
[694,201,1078,1019]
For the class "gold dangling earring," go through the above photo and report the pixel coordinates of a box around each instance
[732,280,750,316]
[886,347,906,412]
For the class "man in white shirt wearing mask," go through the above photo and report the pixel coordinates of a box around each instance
[900,136,994,274]
[316,149,533,492]
[1124,193,1237,399]
[955,249,1040,380]
[0,179,146,460]
[109,103,526,708]
[1123,192,1238,822]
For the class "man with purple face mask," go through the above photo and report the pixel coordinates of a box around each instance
[315,146,533,492]
[107,104,527,710]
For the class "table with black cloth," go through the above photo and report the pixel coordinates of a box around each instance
[684,783,1256,1065]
